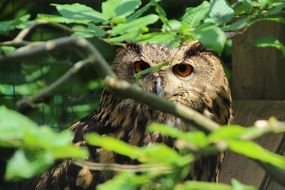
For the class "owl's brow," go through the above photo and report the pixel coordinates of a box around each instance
[184,42,207,57]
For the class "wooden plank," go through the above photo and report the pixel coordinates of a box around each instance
[231,21,285,100]
[219,100,285,188]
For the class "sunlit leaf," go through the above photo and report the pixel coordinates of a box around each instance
[208,0,234,24]
[148,123,209,148]
[193,24,226,54]
[111,14,159,35]
[85,133,140,159]
[254,37,285,56]
[176,181,234,190]
[52,3,108,23]
[5,150,53,181]
[98,172,149,190]
[182,1,211,28]
[102,0,141,19]
[228,140,285,169]
[231,179,256,190]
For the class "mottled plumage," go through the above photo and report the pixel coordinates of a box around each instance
[32,41,232,190]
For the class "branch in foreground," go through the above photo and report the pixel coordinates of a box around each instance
[73,159,172,173]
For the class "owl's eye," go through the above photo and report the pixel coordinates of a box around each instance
[134,61,150,73]
[172,64,193,77]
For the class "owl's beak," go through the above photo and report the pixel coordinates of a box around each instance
[154,77,163,95]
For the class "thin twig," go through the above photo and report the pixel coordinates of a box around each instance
[73,159,172,173]
[14,21,72,41]
[0,40,32,47]
[16,57,93,112]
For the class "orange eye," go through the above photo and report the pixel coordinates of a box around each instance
[172,64,193,77]
[134,61,150,73]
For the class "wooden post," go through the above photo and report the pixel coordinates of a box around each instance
[220,21,285,189]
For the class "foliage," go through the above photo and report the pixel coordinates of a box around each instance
[0,0,285,189]
[0,106,88,180]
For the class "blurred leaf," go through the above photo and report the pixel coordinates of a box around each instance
[0,14,31,33]
[228,140,285,169]
[85,133,140,159]
[98,172,149,190]
[0,46,16,54]
[231,179,256,190]
[254,37,285,56]
[102,0,141,19]
[176,181,234,190]
[208,125,247,141]
[85,133,188,164]
[193,24,226,55]
[148,123,209,148]
[181,1,211,28]
[5,150,53,181]
[52,3,108,23]
[111,14,159,35]
[232,1,254,15]
[208,0,234,24]
[0,106,37,141]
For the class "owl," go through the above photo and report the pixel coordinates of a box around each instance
[32,41,232,190]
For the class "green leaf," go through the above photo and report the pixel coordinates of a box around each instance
[5,150,54,181]
[136,32,179,48]
[52,3,108,23]
[254,37,285,56]
[0,106,37,142]
[85,133,187,164]
[208,0,234,24]
[222,17,251,31]
[133,63,168,80]
[72,24,106,38]
[163,20,182,31]
[102,0,141,19]
[148,123,209,148]
[106,31,140,44]
[98,172,149,190]
[37,14,88,24]
[228,140,285,169]
[0,14,32,33]
[111,14,159,35]
[128,1,155,21]
[193,24,226,55]
[231,179,256,190]
[85,133,140,159]
[181,1,211,28]
[208,125,247,141]
[177,181,234,190]
[151,0,170,27]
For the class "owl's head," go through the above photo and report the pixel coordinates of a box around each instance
[112,41,232,124]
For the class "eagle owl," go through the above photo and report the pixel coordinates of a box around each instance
[33,41,232,189]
